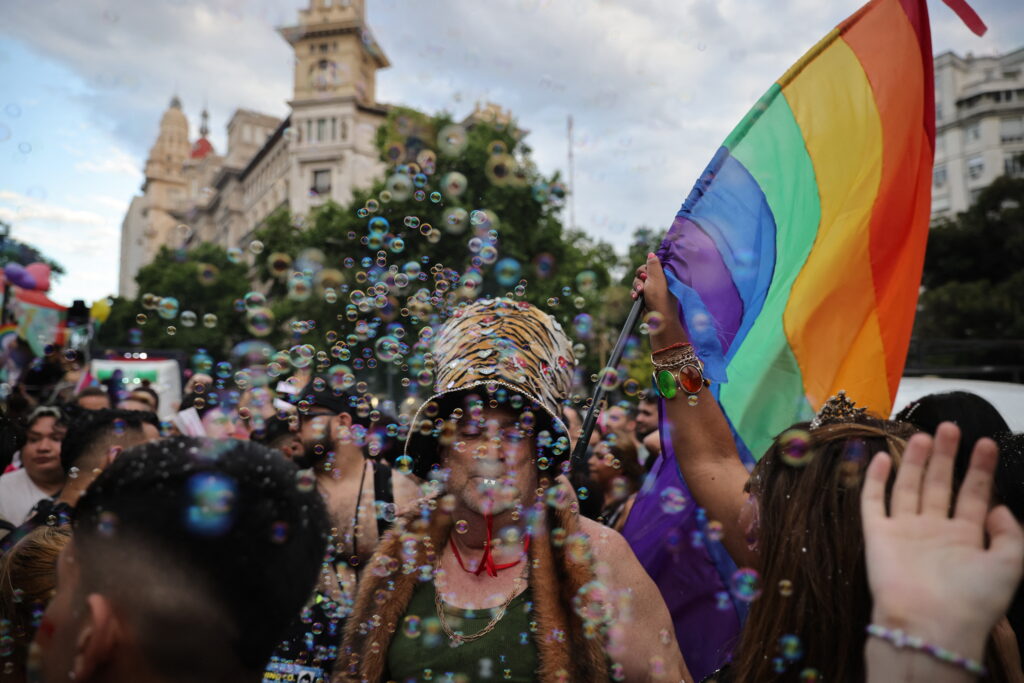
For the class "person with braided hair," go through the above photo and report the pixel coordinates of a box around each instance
[339,297,690,682]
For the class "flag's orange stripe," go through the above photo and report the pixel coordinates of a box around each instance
[843,0,933,408]
[781,38,890,412]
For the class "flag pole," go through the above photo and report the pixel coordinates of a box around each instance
[570,294,645,465]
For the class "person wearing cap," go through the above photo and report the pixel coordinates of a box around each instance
[295,381,422,572]
[339,298,690,682]
[0,407,67,528]
[275,381,421,679]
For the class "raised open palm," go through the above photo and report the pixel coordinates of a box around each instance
[861,423,1024,660]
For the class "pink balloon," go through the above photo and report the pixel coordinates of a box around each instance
[24,262,51,291]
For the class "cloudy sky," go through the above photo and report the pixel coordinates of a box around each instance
[0,0,1020,306]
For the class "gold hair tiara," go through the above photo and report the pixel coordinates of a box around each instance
[810,390,867,431]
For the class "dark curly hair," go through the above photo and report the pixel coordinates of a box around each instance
[72,437,329,674]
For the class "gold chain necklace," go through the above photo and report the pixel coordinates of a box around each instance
[432,539,528,645]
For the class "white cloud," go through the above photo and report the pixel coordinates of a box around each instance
[73,147,141,177]
[0,0,1020,265]
[89,195,130,212]
[0,191,122,304]
[0,190,109,227]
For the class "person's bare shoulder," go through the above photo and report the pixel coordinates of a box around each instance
[578,515,693,681]
[392,470,424,508]
[578,516,635,567]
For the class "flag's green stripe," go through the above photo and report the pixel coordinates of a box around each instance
[719,91,820,459]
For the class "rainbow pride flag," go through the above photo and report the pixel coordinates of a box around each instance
[657,0,986,461]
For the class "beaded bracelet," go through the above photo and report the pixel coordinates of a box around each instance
[865,624,987,676]
[652,341,691,356]
[652,345,700,369]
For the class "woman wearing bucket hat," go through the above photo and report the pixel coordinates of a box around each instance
[339,297,691,682]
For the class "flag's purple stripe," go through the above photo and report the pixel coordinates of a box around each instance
[622,408,743,680]
[661,147,778,370]
[662,266,728,383]
[660,216,743,360]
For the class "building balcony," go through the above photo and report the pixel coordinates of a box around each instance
[954,96,1024,121]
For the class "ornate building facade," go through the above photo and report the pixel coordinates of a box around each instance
[119,0,390,298]
[931,46,1024,221]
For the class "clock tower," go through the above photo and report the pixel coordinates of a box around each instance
[279,0,390,107]
[276,0,391,217]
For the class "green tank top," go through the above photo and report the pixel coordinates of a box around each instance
[387,580,539,682]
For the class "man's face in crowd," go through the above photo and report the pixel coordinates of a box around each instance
[588,441,620,490]
[442,405,536,516]
[635,400,659,438]
[76,394,110,411]
[604,406,635,436]
[23,416,65,483]
[201,407,249,440]
[129,391,156,411]
[562,406,583,444]
[118,399,153,413]
[298,407,337,463]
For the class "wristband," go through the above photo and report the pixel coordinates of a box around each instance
[866,624,987,676]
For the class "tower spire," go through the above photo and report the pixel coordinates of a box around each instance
[200,106,209,138]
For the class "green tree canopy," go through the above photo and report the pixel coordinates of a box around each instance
[245,108,622,393]
[97,243,250,357]
[104,107,630,401]
[912,175,1024,369]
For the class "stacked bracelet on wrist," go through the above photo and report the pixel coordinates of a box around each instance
[866,624,987,676]
[650,342,709,406]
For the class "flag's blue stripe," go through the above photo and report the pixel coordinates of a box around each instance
[677,151,777,363]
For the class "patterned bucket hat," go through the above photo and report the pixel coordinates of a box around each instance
[404,297,576,478]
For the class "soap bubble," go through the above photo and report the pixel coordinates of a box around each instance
[328,364,356,391]
[157,297,179,320]
[730,568,762,603]
[244,291,267,310]
[438,124,468,156]
[779,429,813,467]
[402,615,422,638]
[289,344,315,369]
[495,258,521,288]
[659,487,686,513]
[374,335,401,362]
[779,634,804,661]
[244,308,272,337]
[185,473,237,537]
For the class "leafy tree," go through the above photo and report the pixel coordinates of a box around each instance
[246,107,621,397]
[98,106,629,404]
[96,243,249,357]
[912,175,1024,369]
[620,226,663,287]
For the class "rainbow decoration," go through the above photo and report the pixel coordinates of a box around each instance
[656,0,986,461]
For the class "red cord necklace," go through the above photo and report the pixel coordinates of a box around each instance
[449,513,531,577]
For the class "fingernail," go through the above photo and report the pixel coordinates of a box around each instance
[647,252,656,259]
[640,273,647,280]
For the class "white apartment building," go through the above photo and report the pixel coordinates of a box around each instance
[932,47,1024,220]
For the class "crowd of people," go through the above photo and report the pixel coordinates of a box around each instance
[0,256,1021,682]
